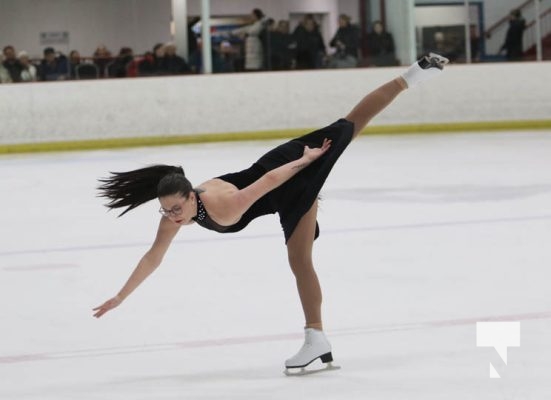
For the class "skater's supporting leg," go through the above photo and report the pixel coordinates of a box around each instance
[286,200,322,330]
[346,78,406,139]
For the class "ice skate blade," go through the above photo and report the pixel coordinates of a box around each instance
[284,362,341,377]
[425,53,449,69]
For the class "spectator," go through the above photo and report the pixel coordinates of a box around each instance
[467,25,481,62]
[18,51,38,82]
[367,21,397,66]
[138,43,165,76]
[137,51,156,76]
[329,14,360,68]
[188,16,200,71]
[262,19,293,70]
[107,47,134,77]
[2,45,23,82]
[500,9,526,61]
[93,45,112,76]
[125,54,144,78]
[292,15,326,69]
[0,55,12,83]
[190,38,235,74]
[68,50,81,79]
[260,18,276,69]
[425,30,459,63]
[162,42,192,75]
[38,47,69,81]
[216,40,238,72]
[231,8,267,71]
[431,31,447,54]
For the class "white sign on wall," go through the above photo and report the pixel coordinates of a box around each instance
[40,31,69,45]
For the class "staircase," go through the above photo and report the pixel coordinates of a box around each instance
[523,6,551,59]
[484,0,551,61]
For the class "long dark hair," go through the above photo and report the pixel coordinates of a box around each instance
[98,164,192,216]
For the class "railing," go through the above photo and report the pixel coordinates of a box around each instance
[484,0,534,39]
[484,0,551,57]
[524,6,551,58]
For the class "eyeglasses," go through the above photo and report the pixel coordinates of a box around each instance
[158,204,183,218]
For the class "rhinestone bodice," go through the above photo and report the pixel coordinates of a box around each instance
[191,190,229,232]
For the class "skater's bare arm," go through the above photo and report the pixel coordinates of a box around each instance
[93,217,180,318]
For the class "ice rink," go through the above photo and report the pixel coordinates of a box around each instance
[1,130,551,399]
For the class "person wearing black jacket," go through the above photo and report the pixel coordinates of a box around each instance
[38,47,69,81]
[292,15,326,69]
[367,21,397,67]
[2,45,23,82]
[261,19,293,70]
[329,14,360,67]
[107,47,134,78]
[500,9,526,61]
[138,44,165,76]
[162,43,192,75]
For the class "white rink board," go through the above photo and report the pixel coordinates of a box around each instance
[1,62,551,145]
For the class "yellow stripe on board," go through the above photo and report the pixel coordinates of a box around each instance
[1,120,550,155]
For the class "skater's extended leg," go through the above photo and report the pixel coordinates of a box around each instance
[346,53,449,139]
[286,200,322,330]
[346,78,406,139]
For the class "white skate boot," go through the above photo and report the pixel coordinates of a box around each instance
[400,52,449,88]
[284,328,340,376]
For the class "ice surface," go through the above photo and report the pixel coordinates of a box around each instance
[1,131,550,399]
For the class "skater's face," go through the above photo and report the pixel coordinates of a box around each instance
[158,193,196,225]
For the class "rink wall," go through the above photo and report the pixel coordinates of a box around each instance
[1,62,550,154]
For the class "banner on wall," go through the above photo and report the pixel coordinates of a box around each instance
[40,31,70,45]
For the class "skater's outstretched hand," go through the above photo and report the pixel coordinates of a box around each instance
[302,138,332,163]
[93,295,122,318]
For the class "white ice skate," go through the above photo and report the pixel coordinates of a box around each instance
[284,328,340,376]
[400,52,449,88]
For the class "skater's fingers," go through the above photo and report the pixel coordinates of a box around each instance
[93,302,109,311]
[94,305,111,317]
[320,139,331,152]
[92,296,122,318]
[93,303,110,316]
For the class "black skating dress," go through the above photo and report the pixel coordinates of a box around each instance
[192,118,354,243]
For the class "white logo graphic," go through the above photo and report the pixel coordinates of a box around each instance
[476,321,520,378]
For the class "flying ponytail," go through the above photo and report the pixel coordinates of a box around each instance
[98,164,191,216]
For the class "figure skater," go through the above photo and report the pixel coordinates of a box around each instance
[93,53,449,374]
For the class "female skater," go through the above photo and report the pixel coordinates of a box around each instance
[93,53,448,373]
